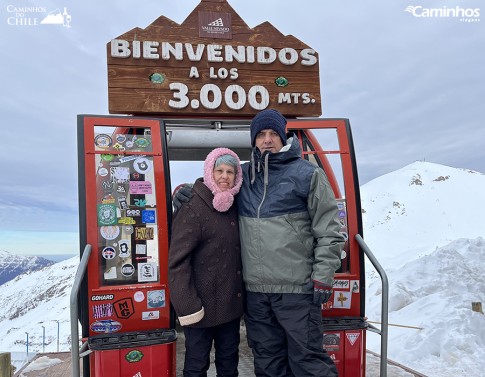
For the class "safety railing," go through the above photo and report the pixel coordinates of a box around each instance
[70,244,92,377]
[355,234,389,377]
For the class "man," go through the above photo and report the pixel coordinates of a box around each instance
[174,109,344,376]
[237,109,343,377]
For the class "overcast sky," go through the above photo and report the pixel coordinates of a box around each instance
[1,0,483,255]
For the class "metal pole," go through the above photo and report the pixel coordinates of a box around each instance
[71,244,92,377]
[356,234,389,377]
[42,326,45,353]
[25,332,29,359]
[57,320,60,352]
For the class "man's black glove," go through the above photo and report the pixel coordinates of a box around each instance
[312,280,333,306]
[172,183,193,212]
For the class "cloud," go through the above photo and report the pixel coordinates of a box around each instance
[0,0,483,242]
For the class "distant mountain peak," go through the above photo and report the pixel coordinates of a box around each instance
[0,251,54,286]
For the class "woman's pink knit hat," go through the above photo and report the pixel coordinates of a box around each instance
[203,148,243,212]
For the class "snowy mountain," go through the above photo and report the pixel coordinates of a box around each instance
[1,161,484,377]
[0,257,79,361]
[0,250,54,285]
[363,161,485,377]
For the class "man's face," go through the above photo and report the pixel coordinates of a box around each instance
[254,129,283,153]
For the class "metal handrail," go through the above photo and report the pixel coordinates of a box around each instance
[70,244,92,377]
[355,234,389,377]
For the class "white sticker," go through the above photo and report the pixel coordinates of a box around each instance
[134,291,145,303]
[118,239,131,258]
[136,244,147,255]
[333,279,350,290]
[98,167,109,177]
[133,157,152,175]
[104,267,117,280]
[100,226,120,240]
[142,311,160,320]
[346,333,360,346]
[350,280,360,293]
[138,263,157,282]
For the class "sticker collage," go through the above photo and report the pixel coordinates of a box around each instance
[94,128,160,286]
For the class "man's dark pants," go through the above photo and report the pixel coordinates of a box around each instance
[245,292,338,377]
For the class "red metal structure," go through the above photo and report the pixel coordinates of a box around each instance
[76,114,370,377]
[77,115,176,376]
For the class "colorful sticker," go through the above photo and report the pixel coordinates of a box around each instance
[119,217,136,225]
[333,291,352,309]
[142,311,160,320]
[115,134,127,144]
[135,256,152,261]
[97,204,117,226]
[135,227,154,240]
[129,181,152,194]
[102,246,116,260]
[142,210,156,224]
[92,303,114,319]
[112,142,125,152]
[90,319,122,333]
[95,134,112,149]
[133,157,152,175]
[100,154,114,162]
[134,137,150,148]
[125,349,143,363]
[100,226,120,240]
[138,263,157,282]
[102,194,116,204]
[113,298,135,319]
[134,199,147,207]
[147,290,165,308]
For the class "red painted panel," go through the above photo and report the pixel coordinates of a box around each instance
[92,342,176,377]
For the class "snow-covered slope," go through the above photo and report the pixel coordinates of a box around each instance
[0,257,78,355]
[362,161,485,268]
[362,162,485,377]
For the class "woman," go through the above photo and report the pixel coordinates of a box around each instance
[168,148,244,377]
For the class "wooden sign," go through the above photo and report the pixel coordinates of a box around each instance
[107,0,322,117]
